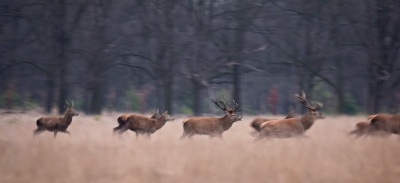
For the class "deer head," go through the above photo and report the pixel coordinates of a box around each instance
[160,111,174,122]
[211,97,243,122]
[151,108,161,119]
[295,91,325,119]
[64,100,79,116]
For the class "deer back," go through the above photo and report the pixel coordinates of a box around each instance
[260,118,304,137]
[369,114,393,131]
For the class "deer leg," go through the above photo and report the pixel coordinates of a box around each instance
[253,134,264,143]
[54,131,58,138]
[62,130,71,136]
[216,134,225,141]
[33,128,45,137]
[187,132,195,139]
[180,130,192,140]
[146,133,151,139]
[135,132,139,139]
[118,126,129,136]
[113,125,121,134]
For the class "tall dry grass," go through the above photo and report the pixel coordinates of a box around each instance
[0,112,399,183]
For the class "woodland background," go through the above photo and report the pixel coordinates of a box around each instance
[1,0,400,116]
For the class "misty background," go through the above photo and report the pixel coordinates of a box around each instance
[1,0,399,116]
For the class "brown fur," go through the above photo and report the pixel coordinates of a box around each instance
[180,98,242,140]
[254,92,325,141]
[114,110,160,133]
[349,121,371,138]
[116,111,174,138]
[250,111,296,132]
[368,114,400,136]
[33,102,79,138]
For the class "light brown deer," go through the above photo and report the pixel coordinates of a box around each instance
[113,109,160,133]
[368,113,400,136]
[180,97,242,140]
[250,110,296,132]
[349,121,371,138]
[254,92,325,141]
[33,100,79,138]
[117,111,174,138]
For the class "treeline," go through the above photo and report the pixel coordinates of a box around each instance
[1,0,400,115]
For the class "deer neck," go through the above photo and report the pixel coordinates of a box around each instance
[218,115,234,131]
[299,114,315,131]
[154,116,167,130]
[61,112,74,126]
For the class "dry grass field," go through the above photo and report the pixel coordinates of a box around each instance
[1,112,400,183]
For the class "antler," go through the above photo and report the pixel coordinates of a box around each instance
[211,97,229,111]
[295,91,323,111]
[211,96,240,113]
[231,99,240,112]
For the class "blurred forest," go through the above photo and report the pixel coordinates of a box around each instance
[1,0,400,116]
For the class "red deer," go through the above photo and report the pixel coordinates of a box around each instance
[349,121,371,138]
[180,97,242,140]
[33,100,79,138]
[254,92,325,141]
[114,109,160,133]
[368,113,400,136]
[116,111,174,138]
[250,110,296,132]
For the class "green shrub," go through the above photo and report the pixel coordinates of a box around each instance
[123,86,140,111]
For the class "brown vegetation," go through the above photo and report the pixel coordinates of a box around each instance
[180,98,242,140]
[115,111,174,138]
[1,114,399,183]
[254,92,325,141]
[33,101,79,138]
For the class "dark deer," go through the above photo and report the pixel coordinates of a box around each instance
[114,109,160,133]
[180,97,243,140]
[116,111,174,138]
[254,92,325,141]
[33,100,79,138]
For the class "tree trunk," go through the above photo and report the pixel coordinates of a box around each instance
[90,80,103,114]
[233,64,241,106]
[58,53,68,114]
[164,78,173,114]
[193,81,203,116]
[45,73,55,113]
[232,28,245,107]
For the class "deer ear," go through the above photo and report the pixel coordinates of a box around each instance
[163,111,168,114]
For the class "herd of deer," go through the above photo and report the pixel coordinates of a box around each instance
[32,92,400,141]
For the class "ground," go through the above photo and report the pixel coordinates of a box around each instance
[0,112,399,183]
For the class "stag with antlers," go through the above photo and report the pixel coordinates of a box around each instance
[254,92,325,141]
[180,97,243,140]
[33,100,79,138]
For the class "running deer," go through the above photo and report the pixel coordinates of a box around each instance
[254,92,325,141]
[116,111,174,138]
[368,113,400,136]
[114,109,160,133]
[349,121,371,138]
[33,100,79,138]
[250,110,296,132]
[180,97,243,140]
